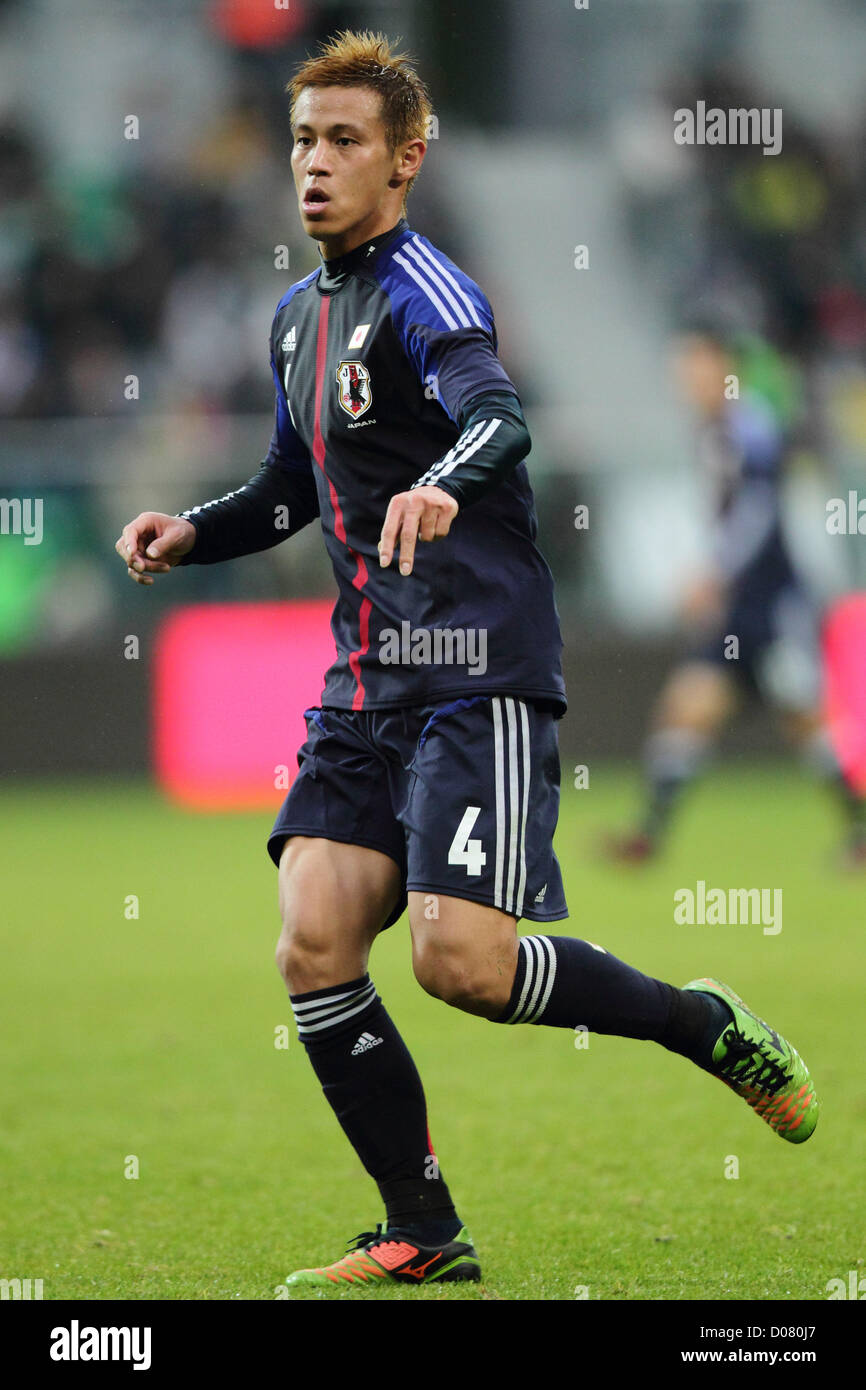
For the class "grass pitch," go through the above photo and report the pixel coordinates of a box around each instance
[1,764,863,1301]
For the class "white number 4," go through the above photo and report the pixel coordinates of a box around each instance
[448,806,486,876]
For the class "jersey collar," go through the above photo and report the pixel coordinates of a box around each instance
[317,217,408,293]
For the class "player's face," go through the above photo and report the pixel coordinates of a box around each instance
[673,335,730,419]
[291,86,414,256]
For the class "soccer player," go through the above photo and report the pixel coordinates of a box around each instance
[116,32,819,1291]
[608,325,866,865]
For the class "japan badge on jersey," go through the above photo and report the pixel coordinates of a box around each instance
[336,359,373,418]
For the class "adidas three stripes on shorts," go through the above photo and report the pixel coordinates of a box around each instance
[267,694,569,929]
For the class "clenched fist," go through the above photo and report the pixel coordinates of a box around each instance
[115,512,197,586]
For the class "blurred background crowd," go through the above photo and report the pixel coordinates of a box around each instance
[2,0,866,767]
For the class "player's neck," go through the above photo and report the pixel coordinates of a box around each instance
[317,213,407,263]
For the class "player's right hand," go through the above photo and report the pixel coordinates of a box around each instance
[115,512,197,586]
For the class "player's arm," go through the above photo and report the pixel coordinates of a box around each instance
[378,388,530,574]
[116,352,320,585]
[379,281,532,574]
[174,452,319,566]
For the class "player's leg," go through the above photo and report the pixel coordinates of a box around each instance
[408,891,818,1143]
[410,890,722,1046]
[270,706,480,1289]
[275,834,455,1231]
[405,695,817,1144]
[405,695,720,1048]
[274,834,395,991]
[274,834,479,1288]
[609,659,738,860]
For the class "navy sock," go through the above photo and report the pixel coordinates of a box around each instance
[386,1216,464,1245]
[496,936,731,1068]
[641,729,708,842]
[291,975,460,1234]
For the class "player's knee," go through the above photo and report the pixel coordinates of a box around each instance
[660,666,734,731]
[273,927,302,988]
[274,921,335,992]
[412,942,504,1019]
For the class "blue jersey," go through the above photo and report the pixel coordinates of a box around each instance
[699,395,797,603]
[259,216,566,714]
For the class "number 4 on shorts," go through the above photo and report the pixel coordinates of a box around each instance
[448,805,486,876]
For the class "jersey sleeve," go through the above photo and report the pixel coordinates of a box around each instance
[386,239,519,424]
[177,339,320,565]
[266,350,313,473]
[410,388,531,508]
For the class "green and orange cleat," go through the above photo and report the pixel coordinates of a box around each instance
[284,1224,481,1291]
[685,977,819,1143]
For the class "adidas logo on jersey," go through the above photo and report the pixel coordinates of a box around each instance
[281,327,296,352]
[534,883,548,903]
[351,1031,383,1056]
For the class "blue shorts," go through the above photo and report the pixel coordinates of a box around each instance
[267,694,569,929]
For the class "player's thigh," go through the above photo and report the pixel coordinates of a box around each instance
[408,890,518,1019]
[400,696,563,1018]
[653,660,739,732]
[401,695,567,922]
[276,836,401,990]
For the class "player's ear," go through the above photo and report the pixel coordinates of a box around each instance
[391,138,425,188]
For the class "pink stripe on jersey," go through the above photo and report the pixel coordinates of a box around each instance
[312,294,370,709]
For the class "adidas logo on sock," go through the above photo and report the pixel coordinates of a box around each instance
[351,1031,383,1056]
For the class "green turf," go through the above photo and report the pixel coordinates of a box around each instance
[1,764,863,1301]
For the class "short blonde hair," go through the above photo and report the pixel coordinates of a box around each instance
[287,30,432,203]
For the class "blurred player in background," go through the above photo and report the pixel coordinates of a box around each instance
[609,324,866,865]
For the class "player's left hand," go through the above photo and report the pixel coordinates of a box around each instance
[378,485,458,576]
